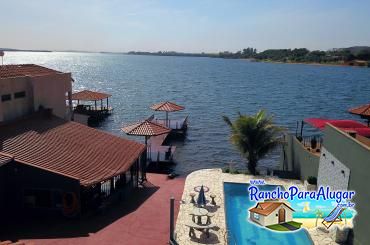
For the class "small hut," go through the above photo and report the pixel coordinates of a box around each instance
[71,90,113,125]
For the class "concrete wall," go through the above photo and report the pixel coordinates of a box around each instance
[0,73,72,123]
[0,77,34,122]
[322,125,370,245]
[31,73,72,119]
[317,147,350,190]
[282,134,320,181]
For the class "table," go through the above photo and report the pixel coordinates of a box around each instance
[192,207,208,224]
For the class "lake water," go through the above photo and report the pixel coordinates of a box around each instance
[4,52,370,175]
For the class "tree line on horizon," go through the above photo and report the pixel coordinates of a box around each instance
[128,46,370,65]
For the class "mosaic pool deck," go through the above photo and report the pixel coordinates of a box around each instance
[175,169,341,245]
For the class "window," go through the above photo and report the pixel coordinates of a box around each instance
[14,91,26,99]
[24,189,52,208]
[253,213,260,220]
[1,94,11,102]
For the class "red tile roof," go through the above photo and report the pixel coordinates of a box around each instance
[122,120,171,136]
[349,104,370,117]
[0,113,146,186]
[150,101,185,112]
[249,202,294,216]
[0,153,13,166]
[0,64,61,78]
[72,90,112,101]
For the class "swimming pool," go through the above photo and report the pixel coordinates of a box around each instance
[224,182,313,245]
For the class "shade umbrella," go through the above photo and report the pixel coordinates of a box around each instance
[196,185,207,207]
[150,101,185,127]
[121,119,171,144]
[349,103,370,126]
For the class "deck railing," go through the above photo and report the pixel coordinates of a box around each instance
[297,135,323,153]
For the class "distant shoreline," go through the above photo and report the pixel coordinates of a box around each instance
[256,60,357,68]
[2,49,369,68]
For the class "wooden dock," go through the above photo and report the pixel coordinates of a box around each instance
[150,116,188,134]
[147,133,176,164]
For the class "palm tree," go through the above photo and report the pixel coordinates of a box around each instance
[223,110,283,175]
[315,209,324,227]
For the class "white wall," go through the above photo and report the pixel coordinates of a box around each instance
[250,212,265,226]
[264,205,293,226]
[31,73,72,120]
[0,77,34,122]
[317,147,350,190]
[0,73,72,123]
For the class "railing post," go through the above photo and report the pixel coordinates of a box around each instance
[170,196,175,242]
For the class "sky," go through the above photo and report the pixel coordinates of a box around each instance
[1,0,370,53]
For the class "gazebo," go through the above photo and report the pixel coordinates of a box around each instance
[71,90,112,114]
[71,90,113,125]
[122,120,171,180]
[150,101,188,133]
[349,103,370,126]
[121,120,171,145]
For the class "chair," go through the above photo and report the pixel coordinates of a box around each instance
[186,222,216,238]
[206,213,214,225]
[322,205,346,229]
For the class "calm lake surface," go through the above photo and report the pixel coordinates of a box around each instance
[5,52,370,175]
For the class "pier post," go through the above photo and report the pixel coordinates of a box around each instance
[170,196,175,242]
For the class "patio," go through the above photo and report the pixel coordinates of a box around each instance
[0,174,185,245]
[175,169,340,245]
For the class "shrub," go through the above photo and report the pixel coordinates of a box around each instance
[222,167,230,173]
[230,169,240,174]
[307,176,317,185]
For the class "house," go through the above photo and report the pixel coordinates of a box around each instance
[0,65,146,218]
[281,120,370,244]
[249,201,294,226]
[0,64,73,123]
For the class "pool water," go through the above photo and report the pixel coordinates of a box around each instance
[224,183,312,245]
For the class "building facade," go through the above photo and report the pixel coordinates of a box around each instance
[0,64,73,123]
[281,124,370,244]
[0,64,147,219]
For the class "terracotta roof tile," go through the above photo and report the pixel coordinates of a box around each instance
[349,104,370,117]
[150,101,184,112]
[0,113,145,186]
[0,153,13,166]
[122,120,170,136]
[249,202,294,216]
[0,64,61,78]
[71,90,111,101]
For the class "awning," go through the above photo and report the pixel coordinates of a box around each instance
[304,118,370,137]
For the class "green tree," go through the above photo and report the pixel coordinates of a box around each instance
[223,110,283,175]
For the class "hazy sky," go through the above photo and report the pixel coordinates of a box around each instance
[1,0,370,53]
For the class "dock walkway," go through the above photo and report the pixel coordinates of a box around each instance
[148,133,176,163]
